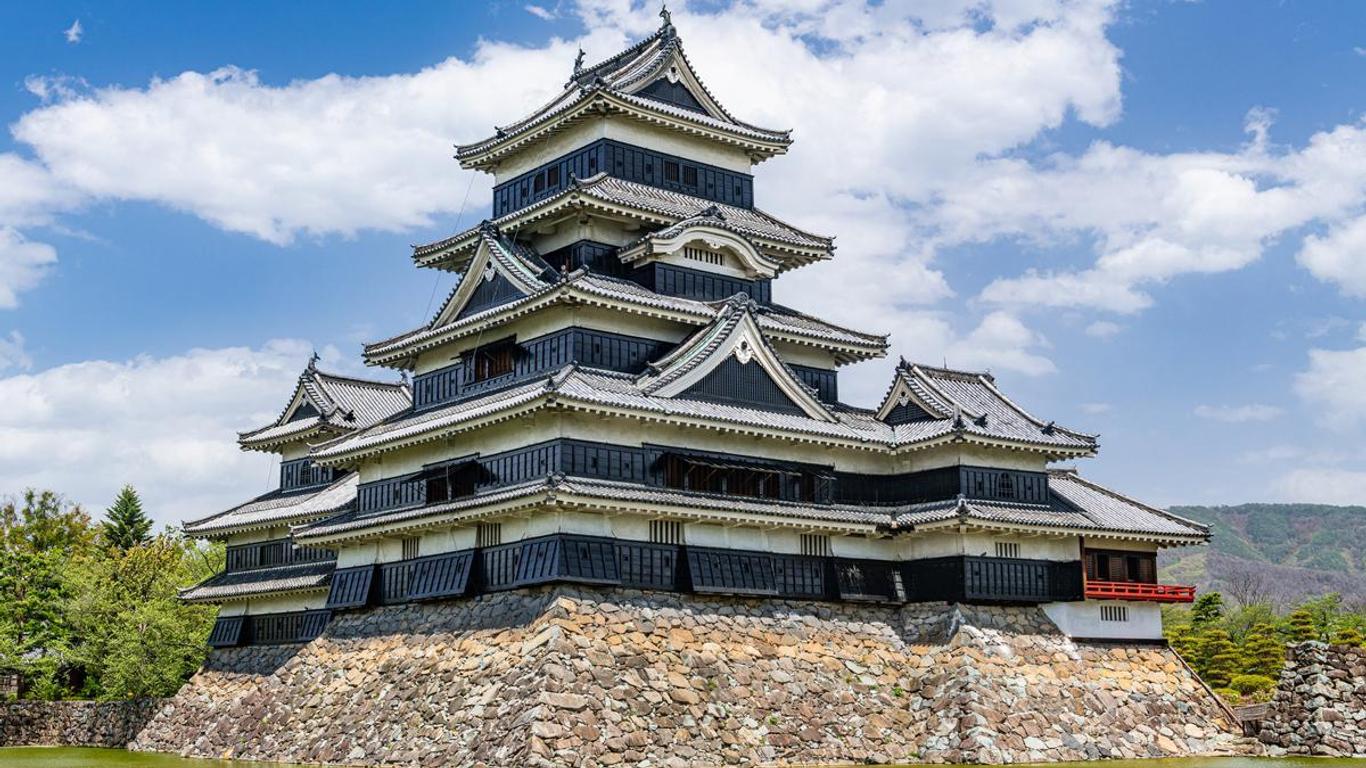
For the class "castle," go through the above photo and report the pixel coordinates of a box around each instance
[154,15,1248,766]
[182,9,1206,649]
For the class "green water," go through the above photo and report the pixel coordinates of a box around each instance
[0,751,1362,768]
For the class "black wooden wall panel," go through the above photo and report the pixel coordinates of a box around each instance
[207,616,244,647]
[681,356,804,414]
[409,552,474,600]
[557,536,621,583]
[686,548,778,595]
[456,272,526,320]
[633,263,772,305]
[883,400,935,425]
[491,139,754,217]
[540,240,623,275]
[789,365,838,404]
[833,559,902,602]
[617,541,679,590]
[773,555,827,599]
[325,565,375,610]
[377,561,414,605]
[636,78,708,114]
[280,459,340,491]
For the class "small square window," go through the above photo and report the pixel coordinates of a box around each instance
[1101,605,1128,622]
[649,520,684,545]
[663,161,680,182]
[800,534,832,557]
[994,542,1021,559]
[402,537,420,561]
[682,166,698,187]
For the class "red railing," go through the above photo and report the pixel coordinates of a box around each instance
[1085,580,1196,603]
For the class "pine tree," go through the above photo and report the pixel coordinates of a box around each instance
[1241,623,1285,678]
[1332,626,1365,648]
[102,486,152,552]
[1197,628,1240,689]
[1284,608,1318,643]
[1191,592,1224,627]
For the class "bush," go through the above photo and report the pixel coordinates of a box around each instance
[1229,674,1276,696]
[1212,687,1241,704]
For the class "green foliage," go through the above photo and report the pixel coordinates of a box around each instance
[1191,592,1224,627]
[1229,674,1276,700]
[101,486,152,552]
[0,491,94,698]
[1240,623,1285,678]
[1283,608,1319,643]
[0,488,221,700]
[1332,626,1365,648]
[1194,628,1240,688]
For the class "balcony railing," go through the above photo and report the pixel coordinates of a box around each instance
[225,539,335,573]
[1085,580,1195,603]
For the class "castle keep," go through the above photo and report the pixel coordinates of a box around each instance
[155,15,1245,766]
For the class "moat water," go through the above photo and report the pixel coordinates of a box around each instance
[1,749,1364,768]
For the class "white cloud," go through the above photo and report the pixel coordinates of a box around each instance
[1080,402,1112,414]
[1084,320,1121,338]
[524,4,556,20]
[1296,346,1366,428]
[64,19,82,44]
[1274,467,1366,505]
[1193,403,1284,423]
[0,228,58,309]
[0,331,31,371]
[1299,215,1366,297]
[0,339,339,526]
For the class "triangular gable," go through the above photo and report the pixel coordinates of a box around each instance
[432,227,554,328]
[875,368,954,424]
[635,76,707,115]
[643,301,834,422]
[617,210,782,278]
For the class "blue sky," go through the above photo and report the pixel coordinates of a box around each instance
[2,0,1365,525]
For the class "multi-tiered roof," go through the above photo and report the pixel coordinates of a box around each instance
[181,15,1208,622]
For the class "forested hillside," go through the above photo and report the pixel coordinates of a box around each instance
[1160,503,1366,607]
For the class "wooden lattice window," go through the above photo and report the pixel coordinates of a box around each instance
[402,537,421,561]
[649,520,684,545]
[476,522,502,548]
[800,534,832,557]
[1100,605,1129,622]
[994,542,1020,559]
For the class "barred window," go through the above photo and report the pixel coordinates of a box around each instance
[994,541,1020,559]
[649,520,684,545]
[476,522,502,548]
[800,534,832,557]
[1100,605,1128,622]
[402,537,421,561]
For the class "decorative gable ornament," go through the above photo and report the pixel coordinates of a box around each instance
[734,339,754,365]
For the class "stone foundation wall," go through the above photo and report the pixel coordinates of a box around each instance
[0,698,164,747]
[1259,641,1366,756]
[132,588,1248,766]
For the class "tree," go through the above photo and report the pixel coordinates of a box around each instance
[1195,628,1240,688]
[65,533,220,699]
[1241,623,1285,678]
[102,486,152,552]
[1332,626,1365,648]
[1284,608,1318,643]
[0,491,94,698]
[1191,592,1225,628]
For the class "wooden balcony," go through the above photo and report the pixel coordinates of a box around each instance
[1085,580,1195,603]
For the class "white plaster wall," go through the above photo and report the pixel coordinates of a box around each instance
[337,542,382,568]
[899,532,1079,562]
[1043,600,1164,641]
[491,115,754,182]
[829,535,897,560]
[217,591,327,616]
[279,444,310,462]
[226,527,289,547]
[1083,537,1160,554]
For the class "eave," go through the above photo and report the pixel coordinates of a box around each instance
[904,516,1208,547]
[455,89,791,173]
[412,176,831,273]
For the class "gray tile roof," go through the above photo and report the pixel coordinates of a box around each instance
[292,469,1206,544]
[182,474,358,538]
[238,360,410,450]
[179,561,334,603]
[881,361,1097,451]
[414,174,830,262]
[311,359,1094,465]
[363,270,886,366]
[891,470,1207,540]
[455,23,789,163]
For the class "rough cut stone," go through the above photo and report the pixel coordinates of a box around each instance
[130,587,1251,766]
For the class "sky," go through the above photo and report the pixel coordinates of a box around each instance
[2,0,1366,527]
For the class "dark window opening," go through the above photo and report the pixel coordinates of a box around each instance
[1085,549,1157,584]
[424,461,481,505]
[546,167,560,187]
[471,340,515,382]
[661,454,813,501]
[533,172,546,193]
[997,472,1015,499]
[664,161,680,182]
[682,166,698,187]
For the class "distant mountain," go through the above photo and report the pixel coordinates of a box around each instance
[1158,503,1366,608]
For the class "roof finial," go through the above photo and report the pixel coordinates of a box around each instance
[307,350,320,371]
[572,47,585,76]
[659,4,674,34]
